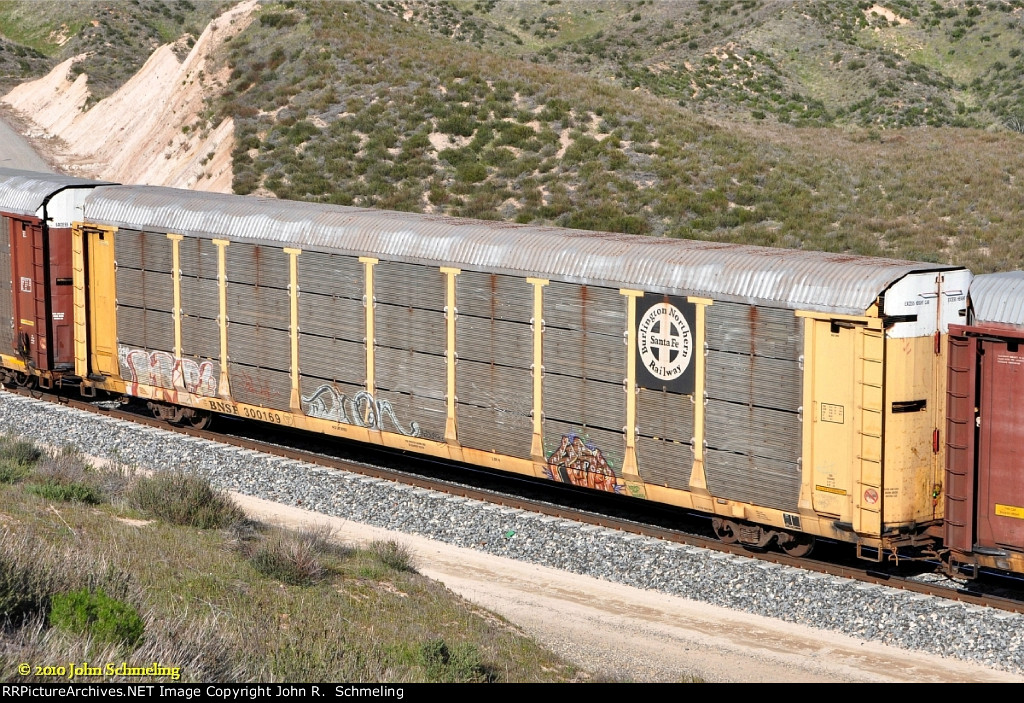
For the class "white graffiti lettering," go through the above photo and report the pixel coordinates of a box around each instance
[300,384,421,437]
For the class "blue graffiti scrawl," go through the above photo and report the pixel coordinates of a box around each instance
[545,432,623,494]
[301,384,421,437]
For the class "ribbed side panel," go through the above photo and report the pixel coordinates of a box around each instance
[636,387,694,490]
[457,271,533,323]
[298,293,364,341]
[116,306,146,349]
[544,281,626,337]
[704,448,800,511]
[228,363,291,411]
[637,436,693,489]
[179,276,220,321]
[180,315,220,360]
[704,301,802,512]
[706,353,802,409]
[705,403,801,462]
[456,360,532,415]
[454,272,534,459]
[0,224,12,353]
[178,237,218,279]
[227,322,290,371]
[544,419,624,479]
[116,306,173,353]
[298,334,364,386]
[638,388,694,442]
[375,303,444,354]
[228,284,289,329]
[299,376,365,407]
[373,334,447,441]
[376,348,446,400]
[542,374,622,432]
[225,242,290,289]
[706,302,801,359]
[372,263,446,438]
[116,269,173,313]
[375,389,446,442]
[541,281,626,474]
[543,327,623,384]
[374,260,445,311]
[299,251,363,300]
[115,229,173,273]
[456,315,532,365]
[457,404,533,458]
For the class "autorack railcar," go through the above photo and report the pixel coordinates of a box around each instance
[0,167,978,565]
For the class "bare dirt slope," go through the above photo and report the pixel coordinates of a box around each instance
[0,0,257,191]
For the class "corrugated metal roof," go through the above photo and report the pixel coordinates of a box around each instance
[82,185,963,315]
[0,168,110,217]
[970,271,1024,327]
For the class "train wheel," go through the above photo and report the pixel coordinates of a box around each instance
[779,533,815,558]
[12,372,36,389]
[187,411,212,430]
[711,518,739,544]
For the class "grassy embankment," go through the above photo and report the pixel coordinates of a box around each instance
[0,435,583,682]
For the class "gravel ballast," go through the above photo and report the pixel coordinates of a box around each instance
[2,391,1021,675]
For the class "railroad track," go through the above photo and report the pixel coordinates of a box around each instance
[6,384,1024,615]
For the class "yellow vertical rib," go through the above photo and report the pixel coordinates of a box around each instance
[441,267,461,443]
[213,239,231,397]
[528,278,549,460]
[167,234,183,360]
[71,225,87,378]
[360,257,378,396]
[619,289,644,477]
[284,248,302,411]
[687,296,712,493]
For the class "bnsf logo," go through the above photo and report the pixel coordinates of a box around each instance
[637,302,693,381]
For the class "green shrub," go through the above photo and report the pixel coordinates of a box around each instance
[0,437,42,466]
[0,436,40,483]
[49,588,144,647]
[126,471,244,529]
[438,112,476,137]
[419,638,488,683]
[248,527,330,586]
[26,480,102,504]
[25,446,104,503]
[369,540,415,572]
[455,161,488,184]
[0,458,32,484]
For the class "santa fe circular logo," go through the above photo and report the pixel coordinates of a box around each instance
[638,302,693,381]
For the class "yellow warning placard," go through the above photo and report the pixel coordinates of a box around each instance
[995,504,1024,520]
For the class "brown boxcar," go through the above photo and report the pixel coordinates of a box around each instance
[0,169,111,385]
[946,272,1024,575]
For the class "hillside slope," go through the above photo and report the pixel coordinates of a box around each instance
[389,0,1024,130]
[0,1,1022,272]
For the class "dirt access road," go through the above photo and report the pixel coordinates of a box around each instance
[0,109,53,172]
[231,493,1022,684]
